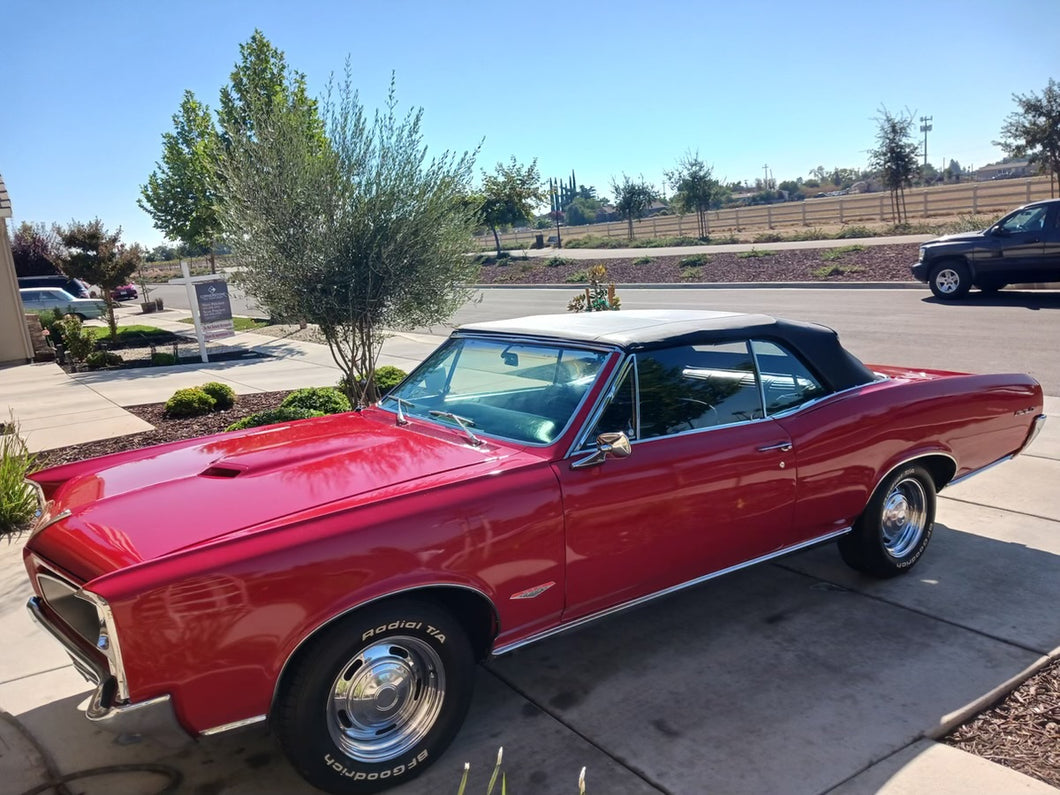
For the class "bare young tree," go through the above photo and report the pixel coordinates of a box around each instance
[217,71,479,404]
[996,78,1060,197]
[868,107,919,224]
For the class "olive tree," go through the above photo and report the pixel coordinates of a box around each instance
[997,78,1060,197]
[217,72,479,404]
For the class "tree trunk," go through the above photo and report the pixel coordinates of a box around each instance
[208,247,216,275]
[491,225,501,256]
[626,215,634,240]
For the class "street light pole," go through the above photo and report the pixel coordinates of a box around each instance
[919,116,933,168]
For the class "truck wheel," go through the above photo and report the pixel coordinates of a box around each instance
[839,464,936,578]
[929,261,971,299]
[275,600,474,794]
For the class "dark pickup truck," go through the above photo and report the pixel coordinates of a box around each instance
[911,198,1060,299]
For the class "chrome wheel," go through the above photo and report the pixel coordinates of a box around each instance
[933,268,961,295]
[880,477,928,558]
[326,636,446,762]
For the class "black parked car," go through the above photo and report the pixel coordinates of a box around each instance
[911,199,1060,299]
[17,275,92,299]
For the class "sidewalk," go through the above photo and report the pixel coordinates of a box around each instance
[0,310,1057,793]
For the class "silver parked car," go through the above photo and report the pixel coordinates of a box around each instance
[19,287,108,320]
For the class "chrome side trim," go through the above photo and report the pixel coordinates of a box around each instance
[200,714,268,736]
[946,455,1014,489]
[492,527,851,657]
[1018,414,1046,454]
[77,589,130,702]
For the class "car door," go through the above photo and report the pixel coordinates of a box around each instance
[552,341,796,621]
[1041,203,1060,282]
[973,204,1048,284]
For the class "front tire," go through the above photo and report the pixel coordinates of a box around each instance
[275,600,475,794]
[929,260,972,299]
[839,464,936,578]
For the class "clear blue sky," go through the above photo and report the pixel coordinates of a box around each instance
[2,0,1056,248]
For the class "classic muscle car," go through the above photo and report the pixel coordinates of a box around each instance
[23,310,1045,794]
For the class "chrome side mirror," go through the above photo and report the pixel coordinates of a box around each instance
[571,431,632,470]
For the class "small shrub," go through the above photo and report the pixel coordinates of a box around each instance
[164,387,216,418]
[633,255,653,266]
[280,387,351,415]
[55,315,95,363]
[85,351,123,369]
[200,382,236,410]
[563,235,627,249]
[753,232,783,243]
[565,269,590,283]
[714,233,741,244]
[680,266,702,281]
[641,236,705,248]
[226,407,324,432]
[680,253,710,266]
[835,225,875,239]
[790,227,826,241]
[150,352,177,366]
[545,256,573,268]
[737,248,776,259]
[820,244,867,261]
[0,415,38,535]
[373,366,407,394]
[812,264,865,278]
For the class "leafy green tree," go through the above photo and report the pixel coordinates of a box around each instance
[868,107,920,224]
[139,91,222,273]
[996,78,1060,197]
[611,175,657,240]
[564,196,604,226]
[477,157,545,255]
[217,72,479,405]
[10,221,61,277]
[54,220,142,340]
[666,152,720,238]
[218,29,325,149]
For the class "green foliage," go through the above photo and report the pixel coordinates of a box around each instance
[11,221,61,276]
[611,174,657,240]
[218,69,479,407]
[150,352,177,366]
[372,365,407,393]
[85,351,123,369]
[87,325,167,342]
[226,407,324,432]
[820,245,866,261]
[54,219,142,340]
[680,266,702,280]
[477,157,546,254]
[164,387,217,418]
[789,227,827,241]
[545,256,573,267]
[753,232,783,243]
[812,264,865,278]
[869,107,920,223]
[200,382,237,410]
[280,387,351,415]
[139,91,222,272]
[54,315,95,362]
[633,255,653,265]
[564,196,604,226]
[562,236,628,249]
[565,269,590,283]
[666,151,722,238]
[835,225,876,239]
[940,214,1000,234]
[567,265,620,312]
[736,248,775,259]
[996,78,1060,191]
[0,416,38,536]
[680,253,710,266]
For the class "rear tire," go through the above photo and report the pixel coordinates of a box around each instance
[929,261,971,299]
[275,600,474,794]
[839,464,936,578]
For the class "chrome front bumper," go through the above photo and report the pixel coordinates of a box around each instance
[26,596,192,747]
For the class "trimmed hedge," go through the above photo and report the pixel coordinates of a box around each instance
[201,382,236,410]
[226,407,324,432]
[280,387,351,415]
[164,388,216,418]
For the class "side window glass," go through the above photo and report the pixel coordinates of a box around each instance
[587,363,636,441]
[637,342,763,439]
[751,340,826,414]
[1000,206,1045,233]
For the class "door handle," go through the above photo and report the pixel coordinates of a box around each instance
[758,441,792,452]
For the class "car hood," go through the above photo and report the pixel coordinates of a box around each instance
[28,410,524,581]
[923,230,986,245]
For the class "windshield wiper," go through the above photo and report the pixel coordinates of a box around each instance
[428,410,483,446]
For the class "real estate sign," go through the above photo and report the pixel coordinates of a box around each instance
[193,280,234,341]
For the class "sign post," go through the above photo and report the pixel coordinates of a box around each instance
[180,260,235,363]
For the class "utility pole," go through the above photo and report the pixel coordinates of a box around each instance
[919,116,933,168]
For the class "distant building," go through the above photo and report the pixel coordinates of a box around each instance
[974,160,1035,181]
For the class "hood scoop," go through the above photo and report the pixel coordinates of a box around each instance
[199,464,246,479]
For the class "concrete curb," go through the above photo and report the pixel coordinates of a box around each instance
[472,281,928,290]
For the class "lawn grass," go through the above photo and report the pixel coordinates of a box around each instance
[178,316,270,331]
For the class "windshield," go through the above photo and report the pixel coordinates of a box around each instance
[381,337,609,445]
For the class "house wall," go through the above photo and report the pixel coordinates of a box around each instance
[0,218,34,365]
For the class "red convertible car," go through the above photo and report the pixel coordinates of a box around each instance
[23,310,1045,793]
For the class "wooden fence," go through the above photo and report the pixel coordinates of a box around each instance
[492,176,1056,248]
